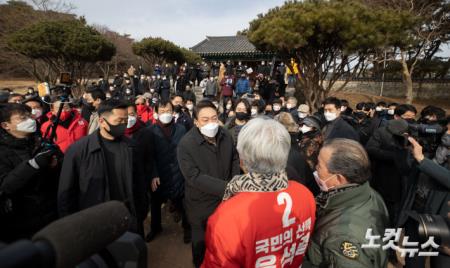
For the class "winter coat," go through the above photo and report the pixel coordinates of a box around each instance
[397,158,450,227]
[159,79,171,101]
[366,125,413,222]
[204,80,218,97]
[88,111,99,135]
[306,183,389,268]
[0,130,59,242]
[235,78,250,95]
[177,127,240,226]
[40,110,88,153]
[220,77,234,97]
[125,122,155,222]
[287,133,320,196]
[151,122,186,200]
[136,104,155,124]
[57,131,146,232]
[322,117,359,142]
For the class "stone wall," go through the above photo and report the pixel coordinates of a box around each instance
[328,80,450,99]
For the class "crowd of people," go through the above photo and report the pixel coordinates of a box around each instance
[0,60,449,268]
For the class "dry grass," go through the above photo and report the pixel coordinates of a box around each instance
[0,79,39,94]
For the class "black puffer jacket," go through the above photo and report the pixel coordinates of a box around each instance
[151,122,186,200]
[0,130,59,242]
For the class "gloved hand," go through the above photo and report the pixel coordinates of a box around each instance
[29,149,55,169]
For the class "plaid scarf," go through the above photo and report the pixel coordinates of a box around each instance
[223,171,288,201]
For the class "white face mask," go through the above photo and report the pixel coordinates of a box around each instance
[340,106,347,112]
[251,108,258,116]
[298,112,307,119]
[324,112,337,122]
[16,118,37,133]
[32,109,42,118]
[226,104,232,110]
[186,104,194,111]
[273,105,281,112]
[313,171,336,192]
[159,113,173,124]
[127,116,137,128]
[213,103,219,109]
[300,125,312,134]
[150,88,155,93]
[200,122,219,138]
[387,109,395,115]
[286,104,293,110]
[375,107,383,112]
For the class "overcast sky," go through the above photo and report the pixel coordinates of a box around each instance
[66,0,285,48]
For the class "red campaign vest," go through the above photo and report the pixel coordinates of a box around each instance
[202,181,316,268]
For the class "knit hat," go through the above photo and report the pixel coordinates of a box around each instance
[387,119,409,136]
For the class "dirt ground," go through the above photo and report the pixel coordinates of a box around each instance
[145,204,194,268]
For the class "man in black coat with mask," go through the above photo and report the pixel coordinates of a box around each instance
[177,100,240,267]
[0,103,60,242]
[58,99,148,236]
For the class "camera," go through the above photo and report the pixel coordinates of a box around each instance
[418,214,450,247]
[408,123,446,157]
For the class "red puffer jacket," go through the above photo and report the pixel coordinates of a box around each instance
[40,109,88,153]
[202,181,316,268]
[136,104,156,124]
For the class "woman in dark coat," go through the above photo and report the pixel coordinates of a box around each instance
[274,112,319,195]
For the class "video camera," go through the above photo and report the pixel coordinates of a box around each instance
[408,122,446,157]
[40,72,74,152]
[406,202,450,249]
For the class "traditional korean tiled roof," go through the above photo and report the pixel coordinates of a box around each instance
[191,35,262,56]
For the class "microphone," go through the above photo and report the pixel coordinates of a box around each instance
[32,200,130,268]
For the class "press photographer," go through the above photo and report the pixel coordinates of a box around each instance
[397,121,450,268]
[0,103,61,243]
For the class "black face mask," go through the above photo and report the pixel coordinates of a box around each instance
[174,105,182,114]
[405,118,416,124]
[236,112,250,121]
[104,119,126,139]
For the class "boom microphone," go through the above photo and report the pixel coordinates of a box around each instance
[32,200,130,268]
[0,201,130,268]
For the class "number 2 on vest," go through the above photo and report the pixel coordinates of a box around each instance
[277,192,295,228]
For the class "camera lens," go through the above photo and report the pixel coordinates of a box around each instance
[417,214,450,247]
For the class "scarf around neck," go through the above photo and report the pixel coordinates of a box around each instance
[223,170,289,201]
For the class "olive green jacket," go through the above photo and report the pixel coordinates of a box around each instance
[305,182,389,268]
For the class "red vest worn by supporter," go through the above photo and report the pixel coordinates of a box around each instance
[202,181,316,268]
[40,110,88,153]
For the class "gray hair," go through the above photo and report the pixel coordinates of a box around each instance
[237,117,291,174]
[322,138,371,184]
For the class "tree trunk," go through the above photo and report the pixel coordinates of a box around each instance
[401,57,414,104]
[401,52,414,104]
